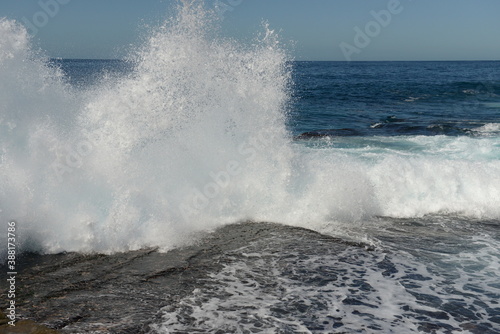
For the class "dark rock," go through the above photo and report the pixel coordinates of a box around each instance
[0,311,60,334]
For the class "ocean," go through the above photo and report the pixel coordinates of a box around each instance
[1,5,500,334]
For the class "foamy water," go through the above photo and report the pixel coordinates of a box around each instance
[2,3,500,333]
[1,4,500,261]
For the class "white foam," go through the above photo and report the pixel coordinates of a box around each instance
[474,122,500,136]
[1,4,500,260]
[1,4,294,257]
[152,231,498,333]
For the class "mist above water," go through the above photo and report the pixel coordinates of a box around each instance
[1,3,500,260]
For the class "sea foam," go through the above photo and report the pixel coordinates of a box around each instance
[1,3,294,256]
[1,4,500,260]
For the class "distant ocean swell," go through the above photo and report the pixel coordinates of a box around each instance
[1,4,500,263]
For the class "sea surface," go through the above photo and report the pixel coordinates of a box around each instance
[1,6,500,334]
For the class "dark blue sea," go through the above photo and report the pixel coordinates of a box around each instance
[292,61,500,137]
[1,9,500,334]
[55,59,500,137]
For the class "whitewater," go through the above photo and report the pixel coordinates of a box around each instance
[1,6,499,258]
[1,2,500,333]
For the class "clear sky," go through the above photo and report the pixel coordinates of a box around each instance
[0,0,499,61]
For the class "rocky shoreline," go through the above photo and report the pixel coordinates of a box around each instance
[1,223,358,333]
[1,310,60,333]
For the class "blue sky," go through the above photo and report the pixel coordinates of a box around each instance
[1,0,499,61]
